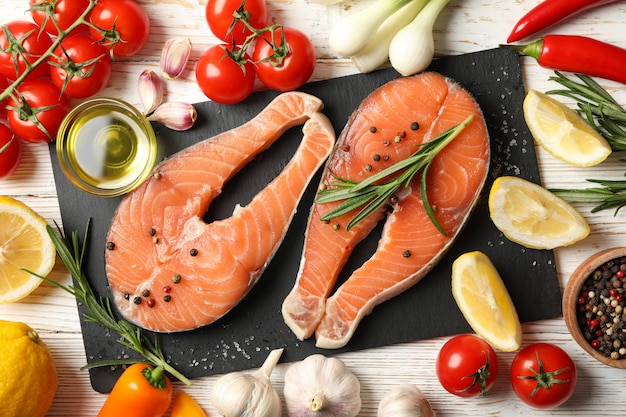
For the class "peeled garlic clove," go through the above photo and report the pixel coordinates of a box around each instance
[378,384,435,417]
[211,349,283,417]
[284,354,361,417]
[147,102,197,131]
[160,37,192,80]
[138,69,164,115]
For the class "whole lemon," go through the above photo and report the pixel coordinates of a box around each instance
[0,320,58,417]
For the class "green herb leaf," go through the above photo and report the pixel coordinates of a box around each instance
[551,175,626,216]
[317,115,473,231]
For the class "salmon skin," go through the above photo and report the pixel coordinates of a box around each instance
[282,72,490,349]
[105,92,336,333]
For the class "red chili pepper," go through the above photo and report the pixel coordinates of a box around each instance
[97,363,173,417]
[506,35,626,85]
[507,0,617,43]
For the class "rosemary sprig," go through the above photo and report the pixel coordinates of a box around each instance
[316,115,473,233]
[30,220,191,386]
[546,71,626,151]
[550,173,626,215]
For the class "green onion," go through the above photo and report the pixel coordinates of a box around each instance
[328,0,416,57]
[317,115,473,232]
[351,0,429,73]
[388,0,450,76]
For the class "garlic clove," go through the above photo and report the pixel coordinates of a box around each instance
[138,69,164,115]
[284,354,361,417]
[378,384,435,417]
[147,102,197,131]
[160,37,192,80]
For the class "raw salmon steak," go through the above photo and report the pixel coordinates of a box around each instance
[282,72,490,349]
[105,92,336,332]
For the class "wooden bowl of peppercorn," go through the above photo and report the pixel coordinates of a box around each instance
[563,247,626,368]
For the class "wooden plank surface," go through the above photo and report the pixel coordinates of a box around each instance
[1,0,626,415]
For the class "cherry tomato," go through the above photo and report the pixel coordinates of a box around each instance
[7,80,71,143]
[88,0,150,57]
[252,26,316,92]
[205,0,268,45]
[510,343,577,409]
[30,0,90,35]
[0,21,53,81]
[49,34,112,99]
[0,74,9,117]
[0,124,21,180]
[195,44,256,105]
[436,334,499,397]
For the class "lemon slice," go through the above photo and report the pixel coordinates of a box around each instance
[523,89,611,167]
[0,196,56,303]
[452,251,522,352]
[488,176,589,250]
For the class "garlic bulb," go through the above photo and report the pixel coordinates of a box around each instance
[211,348,283,417]
[377,384,435,417]
[283,354,361,417]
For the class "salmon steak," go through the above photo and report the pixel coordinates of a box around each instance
[281,72,490,349]
[105,92,336,332]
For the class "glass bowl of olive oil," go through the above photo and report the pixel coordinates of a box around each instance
[56,97,157,197]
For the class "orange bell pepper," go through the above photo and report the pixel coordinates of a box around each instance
[170,392,207,417]
[97,363,173,417]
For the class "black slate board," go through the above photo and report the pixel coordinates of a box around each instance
[49,48,562,393]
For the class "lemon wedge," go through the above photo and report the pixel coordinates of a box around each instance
[488,176,589,250]
[452,251,522,352]
[0,196,56,303]
[523,89,611,167]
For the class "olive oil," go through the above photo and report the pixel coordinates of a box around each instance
[57,98,157,196]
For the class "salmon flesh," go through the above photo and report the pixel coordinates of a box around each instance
[105,92,336,332]
[282,72,491,349]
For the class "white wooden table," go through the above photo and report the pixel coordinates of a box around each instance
[1,0,626,415]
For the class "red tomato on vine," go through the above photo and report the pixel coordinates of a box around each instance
[252,26,316,92]
[30,0,90,35]
[195,44,256,105]
[0,124,21,180]
[0,20,53,81]
[88,0,150,57]
[205,0,268,45]
[0,74,9,117]
[49,34,112,99]
[7,80,71,143]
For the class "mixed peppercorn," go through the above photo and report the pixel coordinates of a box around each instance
[576,255,626,360]
[106,227,194,308]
